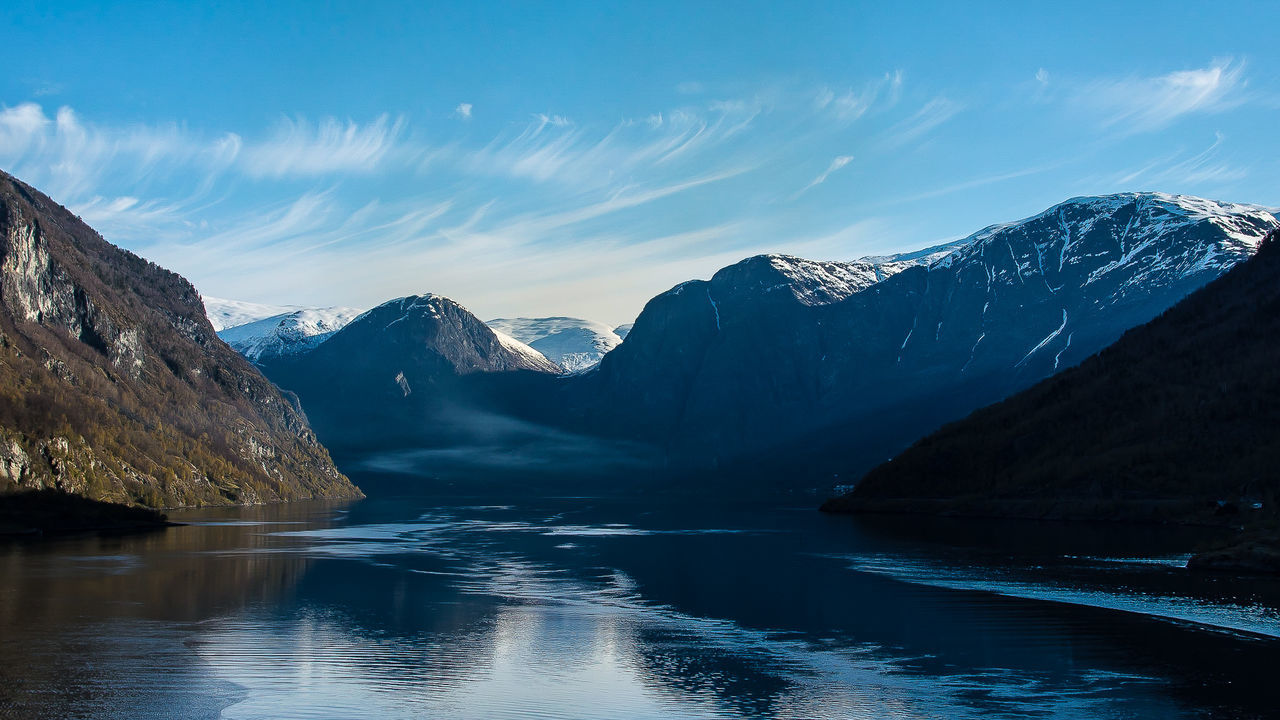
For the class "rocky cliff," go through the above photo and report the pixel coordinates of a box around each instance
[0,170,360,507]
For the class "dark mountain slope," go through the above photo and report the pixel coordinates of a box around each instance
[540,194,1276,486]
[825,228,1280,525]
[261,294,562,457]
[0,170,359,507]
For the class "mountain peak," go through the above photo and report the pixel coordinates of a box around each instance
[326,292,560,375]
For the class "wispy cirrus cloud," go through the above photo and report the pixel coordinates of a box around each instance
[815,70,903,122]
[793,154,854,198]
[1107,132,1247,188]
[0,85,949,320]
[1078,58,1247,132]
[12,64,1191,322]
[0,102,240,201]
[462,102,758,188]
[880,97,961,148]
[239,114,410,178]
[878,162,1065,207]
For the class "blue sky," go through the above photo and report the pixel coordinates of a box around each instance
[2,1,1278,324]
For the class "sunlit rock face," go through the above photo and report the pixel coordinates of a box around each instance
[0,170,360,506]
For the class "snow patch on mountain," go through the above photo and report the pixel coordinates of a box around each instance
[863,238,974,274]
[679,240,974,311]
[712,195,1274,316]
[487,317,623,373]
[217,307,364,362]
[202,296,301,331]
[491,328,563,371]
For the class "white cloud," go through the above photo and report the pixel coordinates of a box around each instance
[816,70,903,122]
[1080,59,1246,132]
[0,102,240,201]
[676,81,704,95]
[0,102,50,149]
[1109,132,1246,187]
[878,162,1063,206]
[1036,68,1050,85]
[463,101,757,188]
[455,103,473,119]
[794,154,854,197]
[239,114,408,178]
[533,113,572,130]
[881,97,961,149]
[0,78,1053,323]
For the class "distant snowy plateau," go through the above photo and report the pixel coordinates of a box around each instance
[203,298,364,362]
[485,317,625,373]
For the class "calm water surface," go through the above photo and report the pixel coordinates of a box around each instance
[2,488,1278,719]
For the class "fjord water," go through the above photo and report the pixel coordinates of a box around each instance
[2,488,1278,719]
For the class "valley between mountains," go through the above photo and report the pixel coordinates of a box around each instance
[3,167,1278,565]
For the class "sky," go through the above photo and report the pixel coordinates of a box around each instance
[1,1,1278,325]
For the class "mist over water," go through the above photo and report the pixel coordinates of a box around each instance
[1,490,1277,719]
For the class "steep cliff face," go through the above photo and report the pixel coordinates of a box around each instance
[0,170,360,507]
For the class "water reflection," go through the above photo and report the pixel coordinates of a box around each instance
[0,495,1276,719]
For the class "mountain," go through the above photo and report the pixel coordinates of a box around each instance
[202,296,301,331]
[260,294,561,455]
[823,227,1280,533]
[614,323,634,339]
[0,170,360,507]
[486,317,623,372]
[218,306,362,362]
[539,193,1277,487]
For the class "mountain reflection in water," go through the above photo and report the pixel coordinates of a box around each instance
[1,491,1277,719]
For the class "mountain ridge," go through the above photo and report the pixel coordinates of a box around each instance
[0,170,360,507]
[218,306,363,362]
[823,226,1280,533]
[530,191,1277,488]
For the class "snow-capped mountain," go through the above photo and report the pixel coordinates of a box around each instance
[202,296,302,331]
[614,323,634,339]
[217,307,363,362]
[258,293,561,454]
[486,317,623,372]
[545,192,1278,481]
[241,191,1277,487]
[711,240,969,309]
[832,225,1280,522]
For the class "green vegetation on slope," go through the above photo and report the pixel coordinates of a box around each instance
[0,171,361,508]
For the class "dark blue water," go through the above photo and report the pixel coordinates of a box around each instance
[1,492,1277,719]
